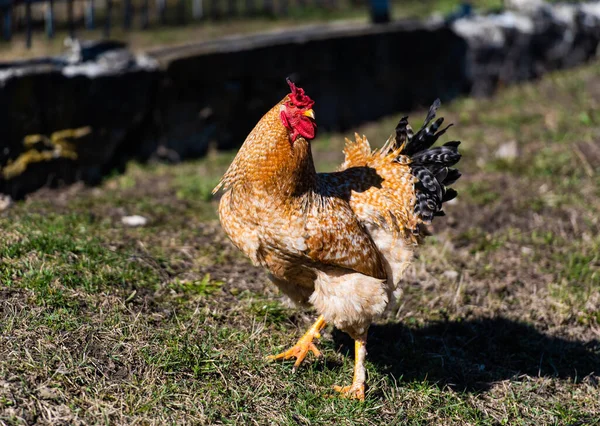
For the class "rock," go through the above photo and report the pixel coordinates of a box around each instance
[452,1,600,95]
[495,140,518,160]
[504,0,546,14]
[38,386,61,400]
[521,246,533,255]
[62,38,128,64]
[121,215,148,227]
[0,194,12,211]
[443,270,460,280]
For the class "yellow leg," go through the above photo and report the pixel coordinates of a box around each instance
[267,315,326,372]
[333,337,367,401]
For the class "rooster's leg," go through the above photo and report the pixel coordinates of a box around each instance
[333,336,367,401]
[267,315,326,372]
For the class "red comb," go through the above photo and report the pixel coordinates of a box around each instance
[286,78,314,109]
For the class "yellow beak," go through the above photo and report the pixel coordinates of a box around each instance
[303,109,315,120]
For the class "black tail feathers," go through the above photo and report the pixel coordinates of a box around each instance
[395,99,462,225]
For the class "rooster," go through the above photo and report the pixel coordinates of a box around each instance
[214,80,461,400]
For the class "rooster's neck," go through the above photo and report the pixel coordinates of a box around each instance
[248,131,317,198]
[221,102,317,198]
[280,138,317,196]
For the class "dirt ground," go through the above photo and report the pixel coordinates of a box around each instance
[1,59,599,424]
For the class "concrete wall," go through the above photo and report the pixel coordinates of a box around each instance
[1,2,600,198]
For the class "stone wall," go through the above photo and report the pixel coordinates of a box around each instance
[451,2,600,95]
[1,2,600,198]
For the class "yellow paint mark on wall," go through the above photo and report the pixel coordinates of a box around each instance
[1,126,92,180]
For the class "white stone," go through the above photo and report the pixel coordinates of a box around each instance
[504,0,545,14]
[521,246,533,255]
[0,194,13,212]
[121,215,148,227]
[495,140,518,160]
[443,270,460,280]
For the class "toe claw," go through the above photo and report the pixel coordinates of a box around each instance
[268,317,326,371]
[269,340,315,371]
[333,383,365,401]
[308,343,322,358]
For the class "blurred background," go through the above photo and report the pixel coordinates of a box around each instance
[1,0,481,58]
[2,0,599,198]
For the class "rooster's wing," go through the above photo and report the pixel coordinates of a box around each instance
[259,193,388,281]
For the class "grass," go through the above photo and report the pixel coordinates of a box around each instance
[1,59,600,424]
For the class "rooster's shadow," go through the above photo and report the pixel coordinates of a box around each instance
[331,317,600,393]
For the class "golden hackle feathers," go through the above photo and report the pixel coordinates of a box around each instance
[339,133,421,243]
[213,97,292,195]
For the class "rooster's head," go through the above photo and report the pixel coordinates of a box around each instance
[280,79,316,143]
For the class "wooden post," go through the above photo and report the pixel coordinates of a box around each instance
[124,0,132,29]
[2,6,11,41]
[157,0,166,25]
[245,0,255,16]
[141,0,149,28]
[85,0,95,29]
[369,0,390,23]
[263,0,274,16]
[177,0,185,24]
[104,0,112,37]
[279,0,288,16]
[67,0,75,39]
[46,0,55,39]
[192,0,202,19]
[25,0,32,48]
[227,0,236,16]
[210,0,219,19]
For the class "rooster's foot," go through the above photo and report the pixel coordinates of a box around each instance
[333,383,365,401]
[267,315,325,372]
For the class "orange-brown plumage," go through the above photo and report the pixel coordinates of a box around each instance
[214,81,461,399]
